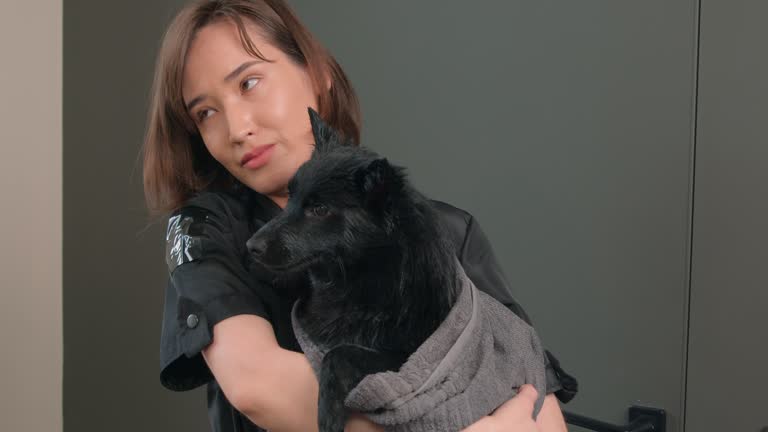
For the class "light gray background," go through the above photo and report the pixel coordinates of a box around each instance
[3,0,763,431]
[1,1,62,431]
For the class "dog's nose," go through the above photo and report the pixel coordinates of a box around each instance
[246,236,268,257]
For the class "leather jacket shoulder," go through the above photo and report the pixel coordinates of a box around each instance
[429,199,533,325]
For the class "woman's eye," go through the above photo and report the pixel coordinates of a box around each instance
[196,109,212,122]
[194,78,259,124]
[242,77,260,92]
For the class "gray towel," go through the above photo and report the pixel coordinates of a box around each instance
[291,264,548,431]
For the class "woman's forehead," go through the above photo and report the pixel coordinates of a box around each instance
[182,19,277,94]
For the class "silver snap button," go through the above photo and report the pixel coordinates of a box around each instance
[186,314,199,328]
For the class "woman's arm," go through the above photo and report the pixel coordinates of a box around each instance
[201,314,321,432]
[200,314,394,432]
[200,313,565,432]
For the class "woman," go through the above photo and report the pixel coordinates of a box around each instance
[143,1,578,431]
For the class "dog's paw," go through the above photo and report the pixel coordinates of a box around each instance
[318,404,347,432]
[318,414,347,432]
[318,390,348,432]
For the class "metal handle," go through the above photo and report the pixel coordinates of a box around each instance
[562,406,666,432]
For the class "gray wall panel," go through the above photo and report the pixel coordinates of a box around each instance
[64,1,209,431]
[686,1,768,431]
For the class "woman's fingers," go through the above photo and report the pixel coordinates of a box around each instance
[460,385,541,432]
[488,384,541,432]
[496,384,539,417]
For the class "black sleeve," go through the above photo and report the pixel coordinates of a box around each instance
[456,211,579,403]
[159,193,272,392]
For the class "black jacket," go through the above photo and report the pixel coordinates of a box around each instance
[159,188,578,432]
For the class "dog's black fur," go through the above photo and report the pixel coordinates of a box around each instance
[246,108,460,432]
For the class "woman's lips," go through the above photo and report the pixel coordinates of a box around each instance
[242,144,276,169]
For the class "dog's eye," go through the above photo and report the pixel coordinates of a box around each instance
[306,204,330,218]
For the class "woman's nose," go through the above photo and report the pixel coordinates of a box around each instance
[227,102,258,144]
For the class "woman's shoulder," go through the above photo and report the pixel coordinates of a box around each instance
[428,199,477,251]
[172,189,245,220]
[429,199,473,223]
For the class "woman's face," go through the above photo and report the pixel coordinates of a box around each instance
[182,19,321,208]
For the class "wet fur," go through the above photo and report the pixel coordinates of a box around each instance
[247,108,460,432]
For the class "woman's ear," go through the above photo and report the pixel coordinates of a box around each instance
[322,64,332,92]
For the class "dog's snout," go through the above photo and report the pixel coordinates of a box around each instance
[246,235,268,257]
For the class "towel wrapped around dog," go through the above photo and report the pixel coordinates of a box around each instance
[291,263,548,431]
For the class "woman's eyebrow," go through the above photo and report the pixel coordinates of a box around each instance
[185,60,265,112]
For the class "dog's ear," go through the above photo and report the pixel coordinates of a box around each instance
[307,107,343,154]
[356,158,403,210]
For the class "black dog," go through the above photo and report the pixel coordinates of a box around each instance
[246,108,461,432]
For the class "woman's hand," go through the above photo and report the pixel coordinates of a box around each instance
[461,384,542,432]
[344,412,384,432]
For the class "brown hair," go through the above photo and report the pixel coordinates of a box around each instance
[141,0,361,217]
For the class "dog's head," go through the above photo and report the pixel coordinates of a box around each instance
[246,107,408,275]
